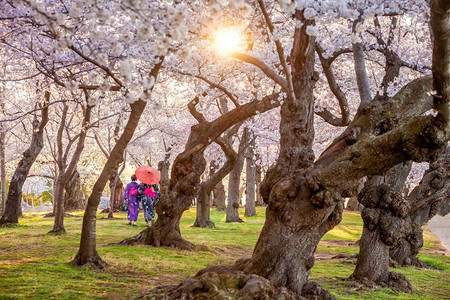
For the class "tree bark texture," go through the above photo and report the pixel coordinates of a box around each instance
[226,128,249,223]
[64,169,85,211]
[0,92,49,226]
[390,147,450,267]
[157,149,171,194]
[352,163,413,292]
[238,12,335,298]
[245,136,256,217]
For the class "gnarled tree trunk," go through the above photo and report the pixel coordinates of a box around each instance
[0,92,49,226]
[390,147,450,267]
[352,163,413,293]
[238,11,325,297]
[194,138,237,228]
[120,91,281,249]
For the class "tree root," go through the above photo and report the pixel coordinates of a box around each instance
[48,229,66,235]
[43,212,78,218]
[135,265,337,300]
[349,271,412,293]
[135,265,299,300]
[226,218,244,223]
[192,219,216,228]
[69,251,108,270]
[0,217,16,227]
[302,281,338,300]
[395,256,431,269]
[118,227,208,251]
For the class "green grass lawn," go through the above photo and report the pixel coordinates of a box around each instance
[0,208,448,299]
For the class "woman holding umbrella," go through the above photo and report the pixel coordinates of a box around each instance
[123,174,140,226]
[135,166,161,227]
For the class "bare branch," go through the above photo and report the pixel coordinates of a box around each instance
[257,0,294,98]
[316,43,350,126]
[232,52,288,91]
[188,96,207,124]
[178,71,239,107]
[353,17,373,106]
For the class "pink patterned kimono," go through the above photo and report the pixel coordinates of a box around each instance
[123,181,140,222]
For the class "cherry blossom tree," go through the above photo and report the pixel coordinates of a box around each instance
[140,1,448,298]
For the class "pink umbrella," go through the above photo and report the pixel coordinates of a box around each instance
[135,166,160,185]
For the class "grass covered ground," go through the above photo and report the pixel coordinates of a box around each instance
[0,207,448,299]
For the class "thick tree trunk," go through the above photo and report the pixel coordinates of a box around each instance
[353,226,390,283]
[0,92,49,226]
[390,147,450,267]
[245,138,256,216]
[240,11,325,297]
[352,163,413,292]
[64,169,85,211]
[71,60,163,267]
[195,186,214,228]
[226,128,248,222]
[194,138,237,228]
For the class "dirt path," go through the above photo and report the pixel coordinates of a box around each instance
[428,214,450,253]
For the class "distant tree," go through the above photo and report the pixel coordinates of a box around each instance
[0,92,49,226]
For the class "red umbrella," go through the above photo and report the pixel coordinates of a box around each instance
[135,166,160,185]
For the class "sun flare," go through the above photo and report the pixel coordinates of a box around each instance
[214,28,241,55]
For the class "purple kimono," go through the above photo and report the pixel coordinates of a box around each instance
[124,181,140,222]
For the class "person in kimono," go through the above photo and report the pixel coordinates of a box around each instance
[138,183,161,227]
[123,174,140,226]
